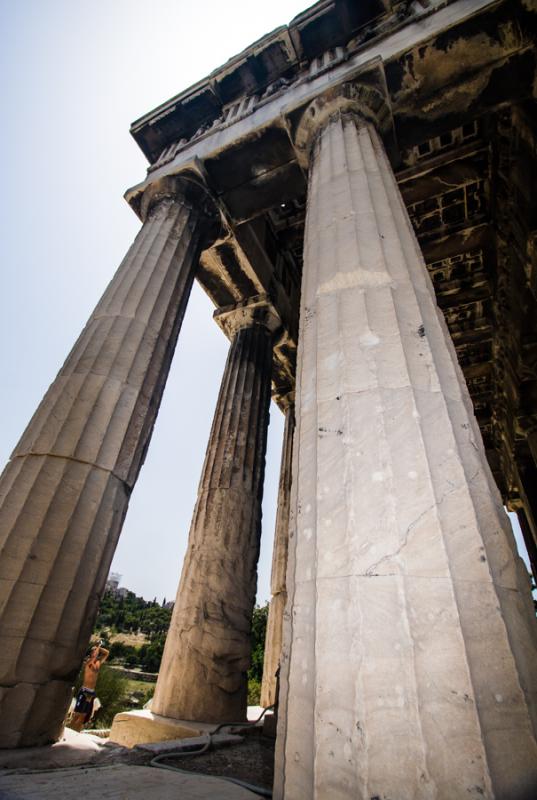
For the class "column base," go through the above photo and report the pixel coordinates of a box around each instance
[109,709,216,748]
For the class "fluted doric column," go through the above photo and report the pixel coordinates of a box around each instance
[151,296,280,723]
[261,400,294,708]
[274,107,537,799]
[0,176,218,747]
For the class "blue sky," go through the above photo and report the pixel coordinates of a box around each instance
[0,0,531,605]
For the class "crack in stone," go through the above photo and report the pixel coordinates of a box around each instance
[10,451,130,490]
[362,475,483,576]
[365,502,436,576]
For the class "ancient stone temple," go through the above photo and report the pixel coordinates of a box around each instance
[1,0,537,796]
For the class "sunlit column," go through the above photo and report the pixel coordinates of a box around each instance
[152,296,280,723]
[274,108,537,800]
[261,399,294,708]
[0,176,218,747]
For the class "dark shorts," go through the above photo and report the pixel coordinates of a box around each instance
[74,688,96,721]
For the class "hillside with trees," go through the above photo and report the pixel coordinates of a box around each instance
[93,589,269,695]
[69,591,270,729]
[94,590,172,672]
[96,590,172,637]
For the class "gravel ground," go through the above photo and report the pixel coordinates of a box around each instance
[151,729,275,792]
[0,726,275,796]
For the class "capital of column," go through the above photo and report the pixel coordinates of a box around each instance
[149,291,275,725]
[293,80,392,169]
[515,413,537,467]
[273,384,295,413]
[214,293,282,341]
[139,173,221,244]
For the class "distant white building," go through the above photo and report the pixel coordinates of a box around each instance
[105,572,122,592]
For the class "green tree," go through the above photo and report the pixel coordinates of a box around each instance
[248,603,269,683]
[140,635,166,672]
[92,666,130,727]
[67,664,129,730]
[94,593,270,687]
[95,589,172,637]
[108,641,129,661]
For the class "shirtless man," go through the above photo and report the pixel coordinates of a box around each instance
[70,642,109,731]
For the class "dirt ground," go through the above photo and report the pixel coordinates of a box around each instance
[0,727,276,797]
[149,729,275,792]
[108,631,148,646]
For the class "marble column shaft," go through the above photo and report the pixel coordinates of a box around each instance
[0,178,216,747]
[151,304,275,724]
[261,405,294,708]
[274,114,537,800]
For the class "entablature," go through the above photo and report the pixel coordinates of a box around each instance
[130,0,423,164]
[126,0,537,510]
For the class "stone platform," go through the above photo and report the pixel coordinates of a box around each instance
[0,728,127,771]
[109,709,213,748]
[0,764,260,799]
[109,705,267,748]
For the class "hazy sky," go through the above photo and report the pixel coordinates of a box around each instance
[0,0,530,606]
[0,0,307,604]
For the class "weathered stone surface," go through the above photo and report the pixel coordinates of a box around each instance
[133,731,243,753]
[0,178,217,748]
[151,301,277,724]
[261,406,294,708]
[109,709,215,748]
[274,114,537,800]
[0,727,127,771]
[1,7,536,800]
[125,0,537,566]
[0,764,260,800]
